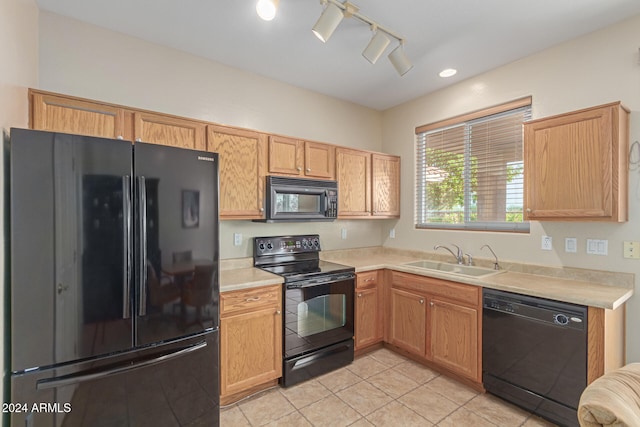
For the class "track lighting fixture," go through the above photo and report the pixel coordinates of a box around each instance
[388,43,413,76]
[256,0,279,21]
[312,2,345,42]
[362,27,390,64]
[311,0,412,76]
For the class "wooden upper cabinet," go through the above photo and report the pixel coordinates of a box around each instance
[30,90,132,140]
[524,102,629,221]
[268,136,335,179]
[134,112,206,150]
[208,125,267,219]
[304,141,335,179]
[372,154,400,217]
[268,135,303,175]
[336,148,371,217]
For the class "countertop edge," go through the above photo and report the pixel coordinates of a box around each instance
[219,262,633,310]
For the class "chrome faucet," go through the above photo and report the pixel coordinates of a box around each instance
[481,244,500,270]
[434,244,464,265]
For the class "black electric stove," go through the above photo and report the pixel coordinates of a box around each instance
[253,235,355,387]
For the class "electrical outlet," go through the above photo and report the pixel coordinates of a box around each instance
[541,236,552,251]
[233,233,242,246]
[623,241,640,259]
[586,239,608,255]
[390,228,396,238]
[565,238,577,253]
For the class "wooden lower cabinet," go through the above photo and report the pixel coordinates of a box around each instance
[389,287,427,355]
[429,297,479,381]
[220,285,282,404]
[388,271,481,384]
[355,271,383,351]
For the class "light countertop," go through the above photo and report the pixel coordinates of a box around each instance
[220,250,633,309]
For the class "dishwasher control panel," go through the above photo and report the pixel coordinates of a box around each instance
[483,288,586,330]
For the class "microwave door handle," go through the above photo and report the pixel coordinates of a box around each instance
[323,190,329,215]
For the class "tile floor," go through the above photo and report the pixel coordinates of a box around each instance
[220,348,558,426]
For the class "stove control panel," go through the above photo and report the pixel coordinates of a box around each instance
[254,234,321,255]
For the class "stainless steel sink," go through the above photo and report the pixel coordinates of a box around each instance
[404,260,503,277]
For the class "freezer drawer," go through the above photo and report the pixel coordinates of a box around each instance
[10,332,219,427]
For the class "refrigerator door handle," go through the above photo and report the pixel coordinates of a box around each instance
[122,175,132,319]
[36,340,207,390]
[138,176,148,317]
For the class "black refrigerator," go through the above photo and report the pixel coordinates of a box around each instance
[8,128,220,426]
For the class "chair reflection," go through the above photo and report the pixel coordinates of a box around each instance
[182,264,214,329]
[172,250,192,264]
[147,262,181,318]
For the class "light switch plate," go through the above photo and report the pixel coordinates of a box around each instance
[541,236,552,251]
[341,228,347,239]
[233,233,242,246]
[623,241,640,259]
[389,228,396,238]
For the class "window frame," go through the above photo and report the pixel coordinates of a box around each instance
[414,97,532,233]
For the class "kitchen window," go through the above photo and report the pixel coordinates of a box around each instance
[415,97,531,232]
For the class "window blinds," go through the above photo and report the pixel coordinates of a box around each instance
[415,103,531,232]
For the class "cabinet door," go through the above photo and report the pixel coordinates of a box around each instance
[336,148,371,217]
[208,125,267,219]
[524,102,628,221]
[30,91,131,140]
[220,305,282,397]
[134,112,206,150]
[372,154,400,217]
[268,135,303,176]
[355,286,381,350]
[389,287,426,356]
[429,298,479,381]
[305,141,335,179]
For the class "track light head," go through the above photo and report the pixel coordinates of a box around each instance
[362,29,390,64]
[312,2,344,43]
[256,0,279,21]
[388,43,413,76]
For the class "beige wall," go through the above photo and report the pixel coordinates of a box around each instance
[381,14,640,362]
[0,0,39,408]
[37,11,388,258]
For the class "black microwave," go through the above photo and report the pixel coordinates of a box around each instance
[256,176,338,222]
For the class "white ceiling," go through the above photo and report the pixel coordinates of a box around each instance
[36,0,640,111]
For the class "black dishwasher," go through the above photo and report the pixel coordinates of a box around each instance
[483,289,587,427]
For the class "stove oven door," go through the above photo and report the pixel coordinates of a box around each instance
[282,275,354,386]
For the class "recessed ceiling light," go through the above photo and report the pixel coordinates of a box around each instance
[439,68,457,78]
[256,0,279,21]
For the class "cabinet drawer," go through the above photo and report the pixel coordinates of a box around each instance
[356,271,378,289]
[390,271,479,306]
[221,285,281,316]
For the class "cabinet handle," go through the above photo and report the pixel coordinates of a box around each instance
[245,297,261,302]
[275,310,281,315]
[358,293,362,298]
[117,135,124,140]
[306,168,311,172]
[297,167,302,171]
[259,207,264,212]
[364,278,374,282]
[430,301,434,307]
[526,208,532,213]
[419,299,424,304]
[135,138,142,142]
[57,283,69,295]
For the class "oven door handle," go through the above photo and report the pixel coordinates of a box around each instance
[286,274,355,289]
